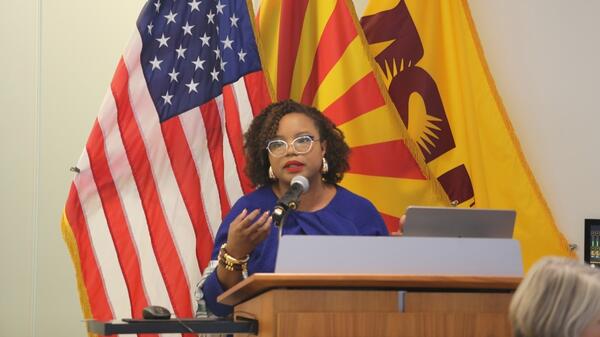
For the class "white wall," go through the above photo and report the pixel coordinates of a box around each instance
[0,2,38,336]
[467,0,600,254]
[0,1,145,336]
[1,0,598,336]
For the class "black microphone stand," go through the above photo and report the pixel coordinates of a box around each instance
[272,200,297,239]
[275,209,289,239]
[272,175,307,240]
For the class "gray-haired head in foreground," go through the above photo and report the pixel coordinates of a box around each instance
[510,256,600,337]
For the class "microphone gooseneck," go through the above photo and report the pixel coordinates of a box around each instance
[272,175,310,229]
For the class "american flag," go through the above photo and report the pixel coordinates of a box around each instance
[61,0,271,323]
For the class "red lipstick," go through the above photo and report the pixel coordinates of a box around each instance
[283,160,304,173]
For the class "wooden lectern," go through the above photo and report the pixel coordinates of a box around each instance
[218,273,520,337]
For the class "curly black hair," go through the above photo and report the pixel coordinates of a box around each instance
[244,99,350,187]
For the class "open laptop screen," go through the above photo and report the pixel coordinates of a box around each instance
[403,206,516,238]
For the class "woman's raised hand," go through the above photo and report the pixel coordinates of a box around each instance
[225,209,273,259]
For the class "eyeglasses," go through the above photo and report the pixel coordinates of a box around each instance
[266,135,319,158]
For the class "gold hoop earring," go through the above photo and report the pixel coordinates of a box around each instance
[321,157,329,174]
[268,166,276,180]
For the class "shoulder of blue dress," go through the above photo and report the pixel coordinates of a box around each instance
[231,185,277,212]
[324,185,358,217]
[332,185,372,207]
[331,185,388,235]
[252,185,277,201]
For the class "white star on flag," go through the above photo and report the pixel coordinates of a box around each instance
[221,36,234,50]
[161,91,173,104]
[168,68,179,82]
[149,56,163,70]
[199,33,211,46]
[206,10,215,24]
[187,0,201,12]
[230,14,239,28]
[210,67,219,81]
[156,34,170,48]
[164,10,178,24]
[185,79,199,93]
[175,45,187,59]
[238,49,247,62]
[181,22,194,35]
[192,57,206,70]
[216,0,226,14]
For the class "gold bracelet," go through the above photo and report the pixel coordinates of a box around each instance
[220,243,250,263]
[218,243,249,272]
[218,258,245,272]
[218,254,247,272]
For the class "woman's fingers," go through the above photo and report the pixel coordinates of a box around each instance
[228,209,273,254]
[246,212,272,241]
[254,216,273,242]
[243,210,269,234]
[232,209,260,230]
[231,208,248,224]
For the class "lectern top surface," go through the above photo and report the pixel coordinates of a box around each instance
[218,273,522,306]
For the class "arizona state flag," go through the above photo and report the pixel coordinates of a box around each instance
[256,0,449,232]
[361,0,572,268]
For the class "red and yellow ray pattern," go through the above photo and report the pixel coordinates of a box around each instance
[257,0,449,232]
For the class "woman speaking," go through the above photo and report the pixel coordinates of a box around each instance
[198,100,388,317]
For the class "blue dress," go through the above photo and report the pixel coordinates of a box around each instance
[201,185,389,316]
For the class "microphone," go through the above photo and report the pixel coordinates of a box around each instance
[272,175,310,227]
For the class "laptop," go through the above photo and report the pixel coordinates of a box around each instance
[403,206,516,238]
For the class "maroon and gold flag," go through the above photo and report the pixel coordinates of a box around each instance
[361,0,572,268]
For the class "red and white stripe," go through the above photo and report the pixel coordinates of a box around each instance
[64,27,271,324]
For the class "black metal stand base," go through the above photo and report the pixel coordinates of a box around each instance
[86,317,258,335]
